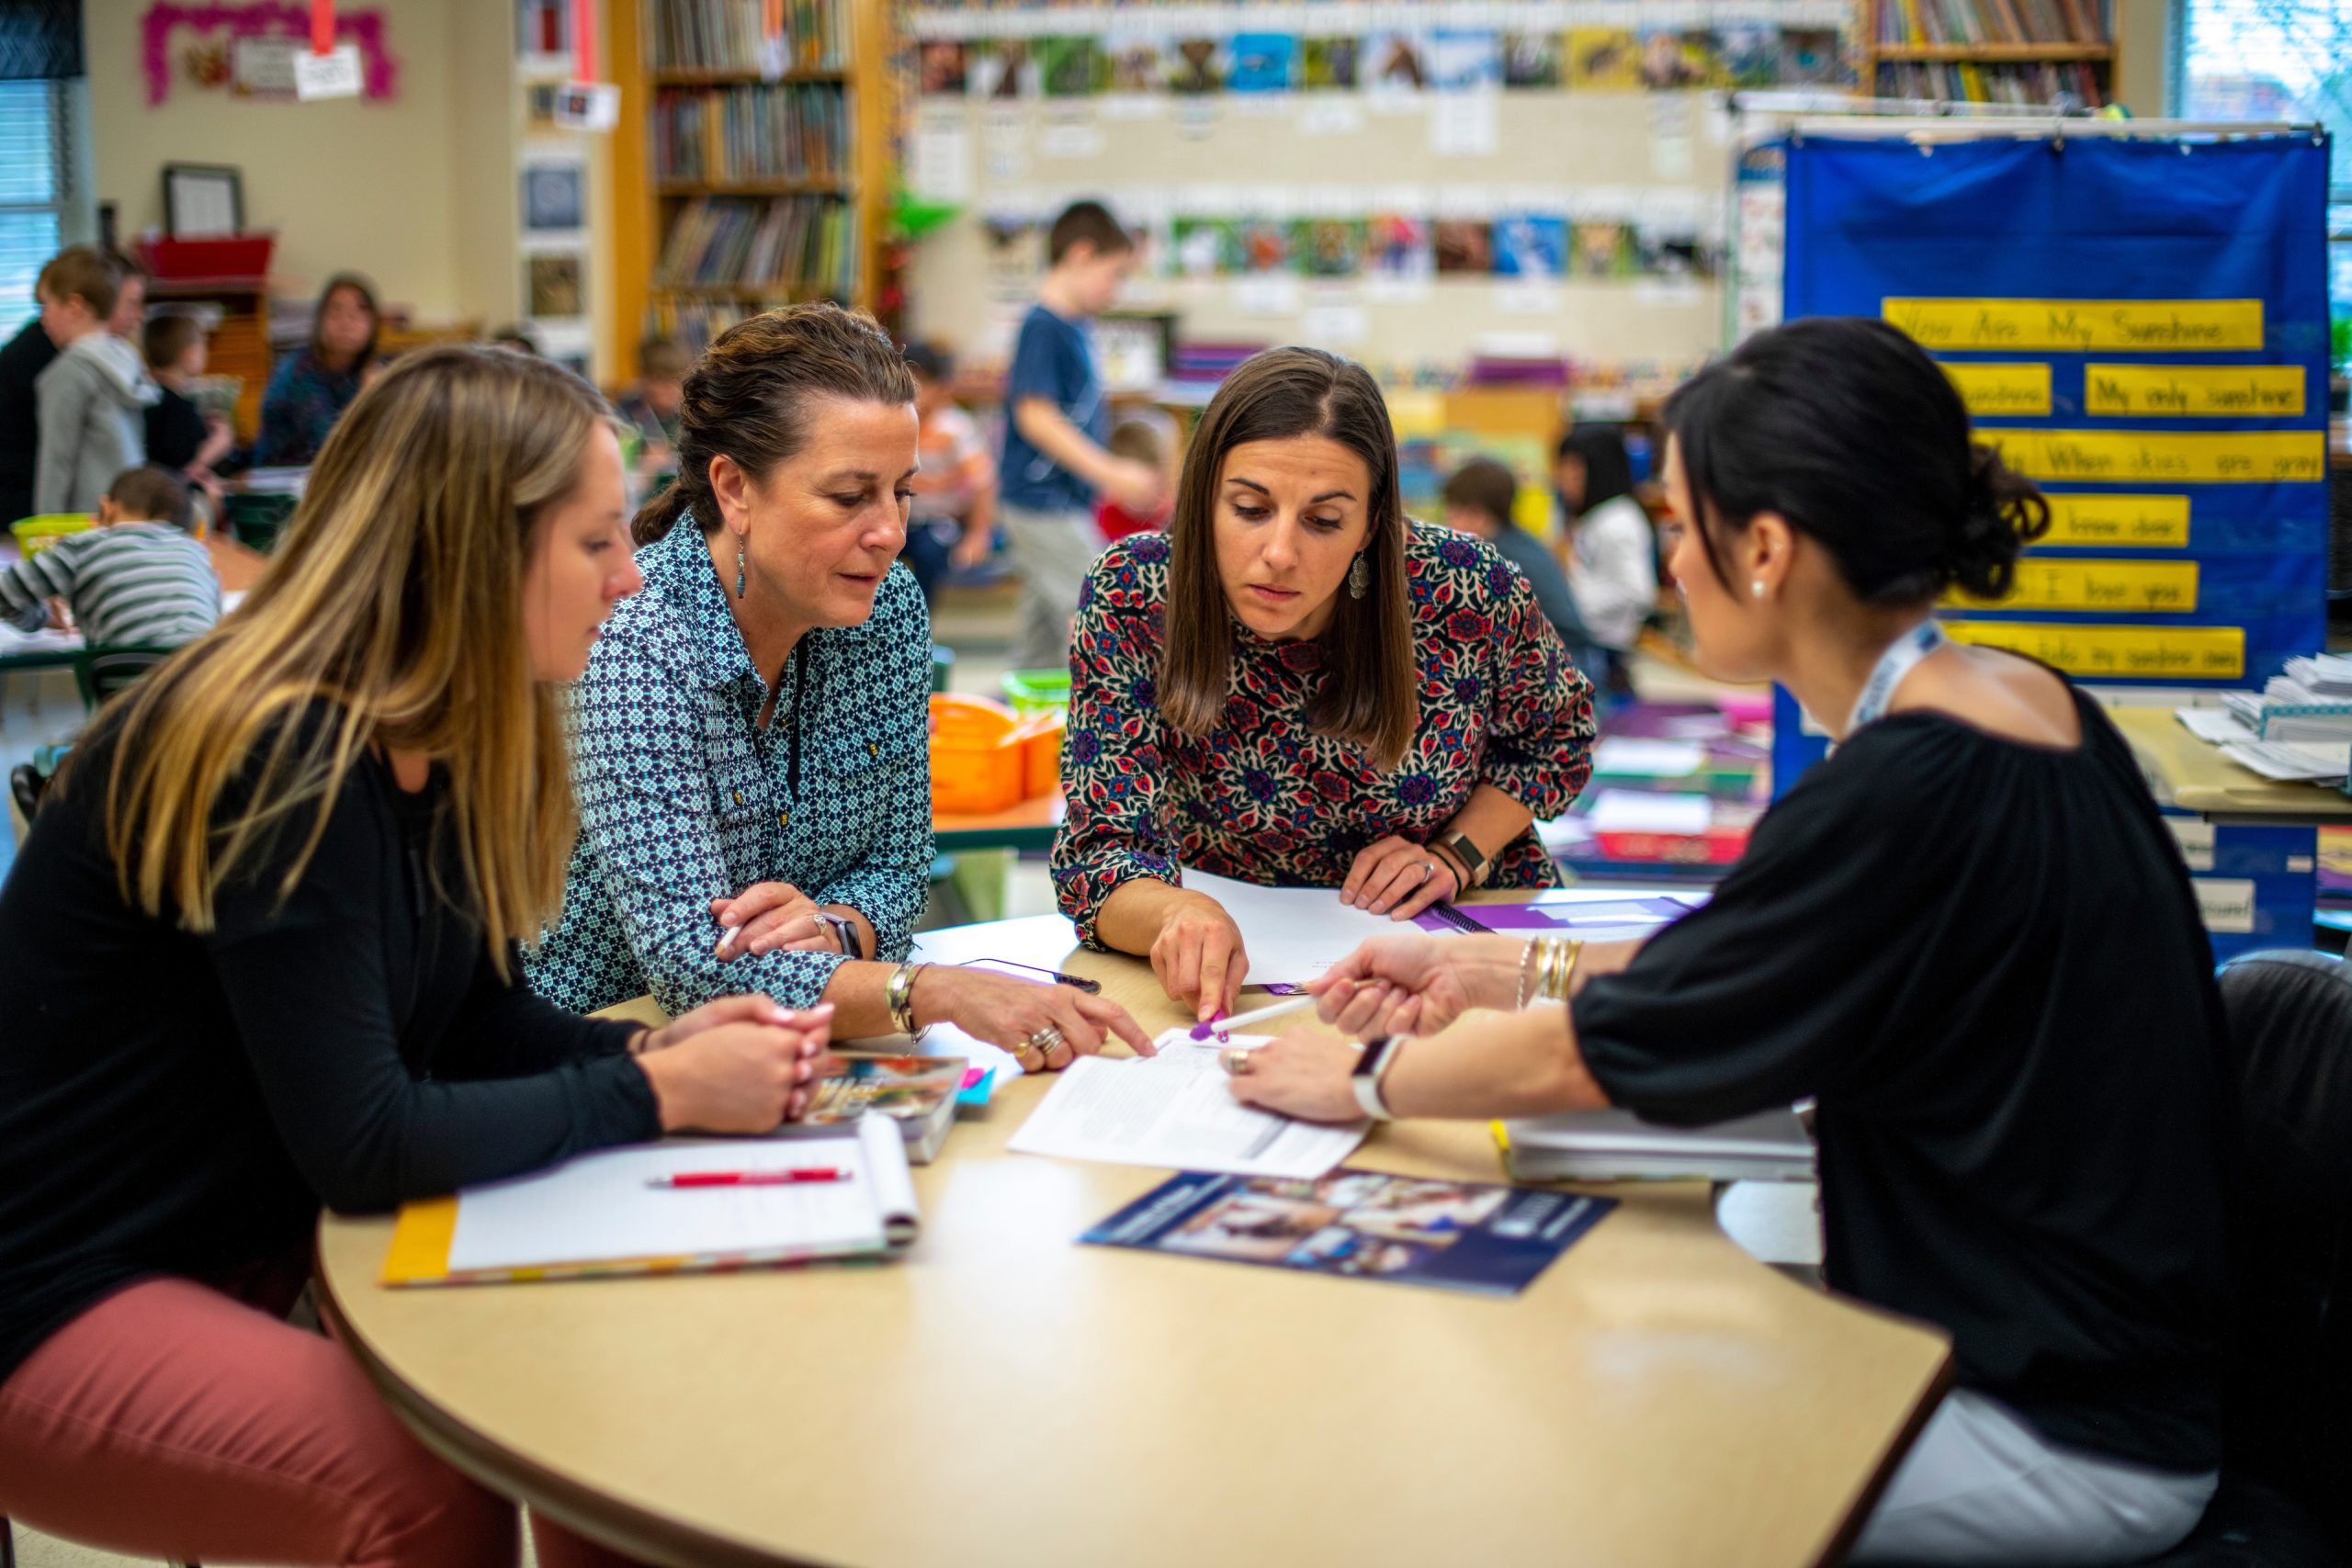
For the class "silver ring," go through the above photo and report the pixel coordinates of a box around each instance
[1219,1047,1254,1077]
[1028,1025,1065,1053]
[1419,860,1435,883]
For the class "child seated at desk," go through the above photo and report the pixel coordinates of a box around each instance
[0,465,217,649]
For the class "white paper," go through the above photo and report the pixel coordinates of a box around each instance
[1182,869,1407,984]
[232,36,300,97]
[447,1118,900,1272]
[1586,789,1712,835]
[1037,117,1105,160]
[2177,707,2256,746]
[1231,276,1304,316]
[1428,92,1499,156]
[1592,738,1706,777]
[551,82,620,132]
[2194,878,2257,935]
[1299,302,1369,346]
[294,43,364,100]
[1009,1032,1367,1179]
[1494,283,1565,315]
[0,625,80,654]
[910,118,975,202]
[1648,95,1695,178]
[900,1019,1024,1090]
[1299,98,1367,136]
[2220,742,2346,783]
[2166,818,2217,872]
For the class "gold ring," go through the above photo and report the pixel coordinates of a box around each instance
[1220,1047,1253,1077]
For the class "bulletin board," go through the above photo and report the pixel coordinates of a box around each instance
[900,0,1857,389]
[1767,128,2333,789]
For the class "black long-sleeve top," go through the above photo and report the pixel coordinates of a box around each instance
[0,705,660,1383]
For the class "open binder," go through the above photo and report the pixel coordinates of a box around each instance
[382,1113,919,1286]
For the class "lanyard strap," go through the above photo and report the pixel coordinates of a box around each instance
[1848,619,1951,734]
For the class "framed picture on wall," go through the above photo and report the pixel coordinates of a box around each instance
[163,164,243,237]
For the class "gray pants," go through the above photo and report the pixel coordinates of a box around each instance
[999,502,1100,672]
[1853,1388,2217,1564]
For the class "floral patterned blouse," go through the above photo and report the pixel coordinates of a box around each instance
[526,515,936,1016]
[1052,523,1597,947]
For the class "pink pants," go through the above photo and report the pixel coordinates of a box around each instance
[0,1260,643,1568]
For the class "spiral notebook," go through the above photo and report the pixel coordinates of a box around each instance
[381,1114,920,1287]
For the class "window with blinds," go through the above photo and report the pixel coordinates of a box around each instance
[0,78,66,342]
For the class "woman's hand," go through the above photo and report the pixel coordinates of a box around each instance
[635,998,834,1133]
[1307,932,1524,1038]
[1340,835,1460,920]
[1150,892,1249,1022]
[711,883,827,959]
[1226,1029,1364,1123]
[922,966,1156,1071]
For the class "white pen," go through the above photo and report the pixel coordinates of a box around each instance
[1187,993,1318,1043]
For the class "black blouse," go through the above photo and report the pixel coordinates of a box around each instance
[1574,686,2233,1473]
[0,708,659,1383]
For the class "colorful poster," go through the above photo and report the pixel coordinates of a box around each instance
[1227,33,1297,94]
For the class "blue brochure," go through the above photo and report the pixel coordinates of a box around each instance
[1081,1168,1615,1296]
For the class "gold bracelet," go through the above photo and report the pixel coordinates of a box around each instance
[1543,941,1586,1003]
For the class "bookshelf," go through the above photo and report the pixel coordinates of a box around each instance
[609,0,895,381]
[1860,0,2119,107]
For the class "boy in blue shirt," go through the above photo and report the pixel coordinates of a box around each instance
[999,200,1165,671]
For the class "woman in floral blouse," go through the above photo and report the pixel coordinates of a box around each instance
[252,273,380,468]
[1053,346,1596,1022]
[531,303,1149,1075]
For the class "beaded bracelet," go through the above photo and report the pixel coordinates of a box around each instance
[1516,938,1539,1010]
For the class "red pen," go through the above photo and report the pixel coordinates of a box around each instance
[646,1168,852,1189]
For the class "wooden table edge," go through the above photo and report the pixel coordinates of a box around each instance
[1817,1343,1957,1566]
[320,1274,803,1568]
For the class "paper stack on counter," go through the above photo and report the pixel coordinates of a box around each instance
[1500,1106,1814,1183]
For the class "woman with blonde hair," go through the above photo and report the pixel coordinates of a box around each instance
[0,344,822,1566]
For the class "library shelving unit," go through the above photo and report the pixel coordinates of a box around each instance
[608,0,895,381]
[1859,0,2119,107]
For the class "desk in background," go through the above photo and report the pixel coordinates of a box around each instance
[321,899,1951,1568]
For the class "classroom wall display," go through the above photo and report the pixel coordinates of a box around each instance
[1769,131,2333,784]
[141,3,398,107]
[905,1,1839,392]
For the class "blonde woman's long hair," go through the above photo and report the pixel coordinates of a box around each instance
[81,344,607,970]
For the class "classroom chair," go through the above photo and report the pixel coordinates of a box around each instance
[1886,949,2352,1568]
[74,644,179,711]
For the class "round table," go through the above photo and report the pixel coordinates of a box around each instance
[319,908,1950,1568]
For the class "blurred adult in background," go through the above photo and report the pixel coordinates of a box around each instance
[253,273,381,468]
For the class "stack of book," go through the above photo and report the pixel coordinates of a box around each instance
[1877,60,2106,107]
[1878,0,2112,46]
[653,0,849,74]
[655,195,856,299]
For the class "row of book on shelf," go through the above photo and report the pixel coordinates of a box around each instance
[653,84,851,185]
[654,195,859,298]
[650,0,852,73]
[922,22,1849,97]
[1873,59,2106,107]
[1876,0,2112,47]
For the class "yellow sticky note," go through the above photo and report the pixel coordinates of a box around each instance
[1883,298,2264,352]
[2040,494,2190,548]
[2083,364,2306,417]
[1945,620,2243,680]
[1943,362,2052,417]
[1981,428,2324,484]
[1951,559,2199,614]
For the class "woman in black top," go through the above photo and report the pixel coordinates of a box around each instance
[0,345,825,1566]
[1232,317,2232,1565]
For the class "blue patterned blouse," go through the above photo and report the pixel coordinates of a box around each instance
[252,349,366,468]
[527,515,936,1016]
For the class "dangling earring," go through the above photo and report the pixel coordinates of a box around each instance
[1348,553,1370,601]
[735,536,749,599]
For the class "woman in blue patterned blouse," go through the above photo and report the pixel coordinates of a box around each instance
[532,304,1149,1074]
[1052,347,1597,1023]
[252,273,379,468]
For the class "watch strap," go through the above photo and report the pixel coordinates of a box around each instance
[1351,1035,1402,1122]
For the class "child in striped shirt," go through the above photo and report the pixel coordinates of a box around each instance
[0,466,219,649]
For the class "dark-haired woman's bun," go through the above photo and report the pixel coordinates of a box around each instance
[1945,444,2052,602]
